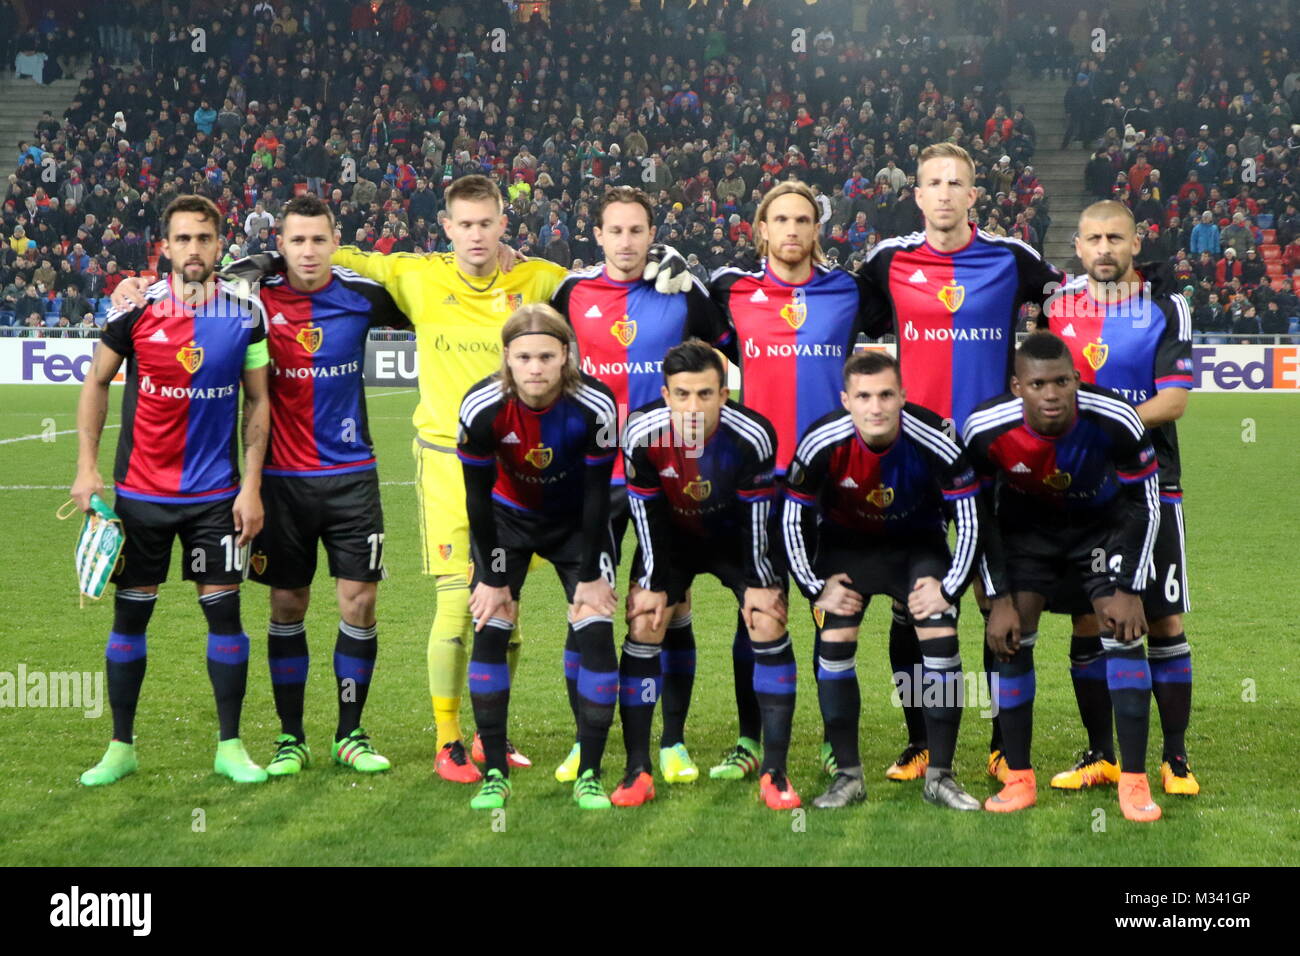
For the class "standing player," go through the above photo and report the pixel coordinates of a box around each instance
[618,340,786,807]
[72,195,271,785]
[784,351,983,811]
[708,180,869,780]
[965,333,1163,822]
[457,306,619,810]
[230,195,411,776]
[1044,201,1198,795]
[856,143,1066,783]
[551,187,735,785]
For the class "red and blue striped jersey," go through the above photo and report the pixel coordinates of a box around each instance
[101,278,268,504]
[962,384,1160,596]
[552,267,734,484]
[858,228,1065,433]
[710,261,865,474]
[458,372,618,517]
[783,402,980,602]
[260,266,410,477]
[622,398,779,591]
[1046,271,1193,489]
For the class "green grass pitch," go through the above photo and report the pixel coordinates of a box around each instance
[1,384,1296,866]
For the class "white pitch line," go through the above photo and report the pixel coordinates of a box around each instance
[365,388,417,398]
[0,424,120,445]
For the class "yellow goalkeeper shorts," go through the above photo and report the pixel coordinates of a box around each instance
[413,437,471,578]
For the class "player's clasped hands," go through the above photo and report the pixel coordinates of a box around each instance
[907,576,951,621]
[470,582,516,631]
[814,572,864,618]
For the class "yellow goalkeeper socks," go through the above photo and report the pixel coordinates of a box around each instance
[507,621,523,682]
[429,575,472,749]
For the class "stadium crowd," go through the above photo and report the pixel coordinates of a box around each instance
[1,0,1297,340]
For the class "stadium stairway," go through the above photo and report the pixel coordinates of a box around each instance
[1005,71,1086,270]
[0,72,81,160]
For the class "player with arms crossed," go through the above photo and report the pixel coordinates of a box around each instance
[72,195,271,785]
[964,333,1163,822]
[1045,201,1198,796]
[856,142,1067,784]
[457,305,620,810]
[707,180,871,781]
[224,195,412,776]
[618,340,784,807]
[784,351,983,811]
[550,187,734,785]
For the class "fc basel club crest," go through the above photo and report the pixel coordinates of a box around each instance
[866,484,894,508]
[1082,340,1108,371]
[507,292,524,311]
[780,289,808,330]
[296,325,324,354]
[682,478,712,501]
[610,315,638,346]
[438,544,454,561]
[937,284,965,313]
[524,444,553,469]
[176,340,204,372]
[812,607,826,628]
[250,551,268,575]
[1043,469,1072,491]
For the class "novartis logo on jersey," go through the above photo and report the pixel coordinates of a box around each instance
[580,355,663,377]
[430,334,500,353]
[274,360,361,379]
[742,338,844,358]
[138,375,236,400]
[901,321,1005,342]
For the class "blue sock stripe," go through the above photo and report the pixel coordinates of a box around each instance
[563,649,580,679]
[468,660,511,694]
[660,649,697,674]
[754,660,797,695]
[106,631,147,662]
[997,670,1036,709]
[333,651,375,685]
[1071,657,1109,681]
[1150,655,1193,684]
[1107,655,1153,692]
[578,667,619,706]
[206,632,249,665]
[268,655,309,685]
[619,674,661,706]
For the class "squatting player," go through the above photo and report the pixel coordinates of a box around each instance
[229,195,411,776]
[856,142,1066,784]
[784,351,983,811]
[619,340,786,808]
[964,333,1163,822]
[1045,201,1198,796]
[72,195,271,785]
[708,180,872,780]
[551,186,735,785]
[457,305,620,810]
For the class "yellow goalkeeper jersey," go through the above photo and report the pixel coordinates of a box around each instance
[332,247,567,446]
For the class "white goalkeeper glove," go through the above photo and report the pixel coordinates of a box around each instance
[643,243,693,294]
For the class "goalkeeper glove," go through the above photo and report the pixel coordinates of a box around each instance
[643,243,693,294]
[220,250,285,283]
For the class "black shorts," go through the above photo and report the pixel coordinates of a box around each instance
[1004,516,1124,605]
[111,493,245,587]
[609,484,630,555]
[248,471,386,589]
[630,536,753,606]
[813,532,956,630]
[1047,497,1189,619]
[470,503,618,603]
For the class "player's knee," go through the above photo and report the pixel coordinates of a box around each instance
[1070,612,1100,638]
[629,613,667,645]
[337,580,377,628]
[1149,614,1183,638]
[747,611,785,643]
[270,587,311,622]
[820,626,859,644]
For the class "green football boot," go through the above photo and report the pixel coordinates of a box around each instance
[333,728,391,773]
[709,736,762,780]
[470,768,511,810]
[214,738,269,783]
[80,740,138,787]
[554,741,581,782]
[266,734,311,777]
[573,768,612,810]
